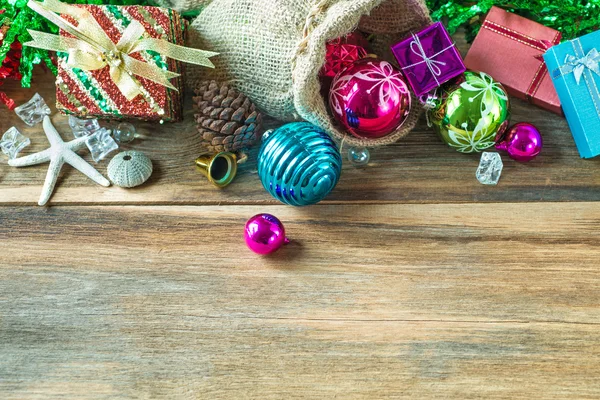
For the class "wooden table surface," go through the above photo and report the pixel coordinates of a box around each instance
[2,50,600,398]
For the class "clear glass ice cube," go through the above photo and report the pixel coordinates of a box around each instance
[85,128,118,163]
[112,122,136,144]
[14,93,51,126]
[69,116,101,138]
[476,152,503,185]
[0,127,30,160]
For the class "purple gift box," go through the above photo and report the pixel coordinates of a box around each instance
[391,22,466,97]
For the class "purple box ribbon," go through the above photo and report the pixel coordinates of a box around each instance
[391,22,466,97]
[400,32,457,87]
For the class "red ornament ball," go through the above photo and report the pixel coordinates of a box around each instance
[321,31,369,79]
[329,59,412,139]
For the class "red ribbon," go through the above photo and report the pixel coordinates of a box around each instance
[482,19,562,101]
[0,89,15,110]
[0,31,22,110]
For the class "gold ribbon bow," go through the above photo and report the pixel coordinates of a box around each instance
[24,0,218,101]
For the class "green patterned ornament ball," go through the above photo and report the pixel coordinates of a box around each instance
[427,71,510,153]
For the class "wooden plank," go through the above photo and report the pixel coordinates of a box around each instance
[1,66,598,206]
[1,203,600,398]
[1,318,598,399]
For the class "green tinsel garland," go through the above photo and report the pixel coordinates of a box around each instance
[0,0,159,88]
[426,0,600,42]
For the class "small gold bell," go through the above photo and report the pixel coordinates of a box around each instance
[195,152,238,188]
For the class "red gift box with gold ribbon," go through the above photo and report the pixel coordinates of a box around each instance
[24,0,217,122]
[56,4,187,122]
[464,6,562,115]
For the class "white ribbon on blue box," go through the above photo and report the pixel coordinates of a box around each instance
[544,30,600,159]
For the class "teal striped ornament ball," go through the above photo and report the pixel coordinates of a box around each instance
[258,122,342,206]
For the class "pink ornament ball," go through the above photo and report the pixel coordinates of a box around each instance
[244,214,288,255]
[496,122,543,162]
[329,58,411,140]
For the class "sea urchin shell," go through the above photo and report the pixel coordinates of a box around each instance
[107,151,153,188]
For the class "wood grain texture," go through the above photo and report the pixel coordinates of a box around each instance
[1,67,598,206]
[2,32,600,399]
[1,204,600,399]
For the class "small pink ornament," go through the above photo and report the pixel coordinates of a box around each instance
[496,122,543,162]
[244,214,289,255]
[329,58,411,139]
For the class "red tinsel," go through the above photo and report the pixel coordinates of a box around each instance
[0,10,20,110]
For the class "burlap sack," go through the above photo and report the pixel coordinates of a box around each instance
[185,0,431,147]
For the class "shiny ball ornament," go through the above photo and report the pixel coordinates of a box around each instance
[496,122,543,162]
[329,59,411,139]
[245,214,289,255]
[112,122,136,144]
[427,71,510,153]
[321,31,370,79]
[258,122,342,206]
[347,146,370,167]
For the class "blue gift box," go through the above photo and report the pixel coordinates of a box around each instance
[544,31,600,159]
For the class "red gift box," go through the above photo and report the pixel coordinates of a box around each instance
[55,5,187,122]
[464,6,562,115]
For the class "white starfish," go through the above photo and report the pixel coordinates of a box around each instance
[8,116,110,206]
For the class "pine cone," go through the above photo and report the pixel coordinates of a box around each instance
[193,80,263,154]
